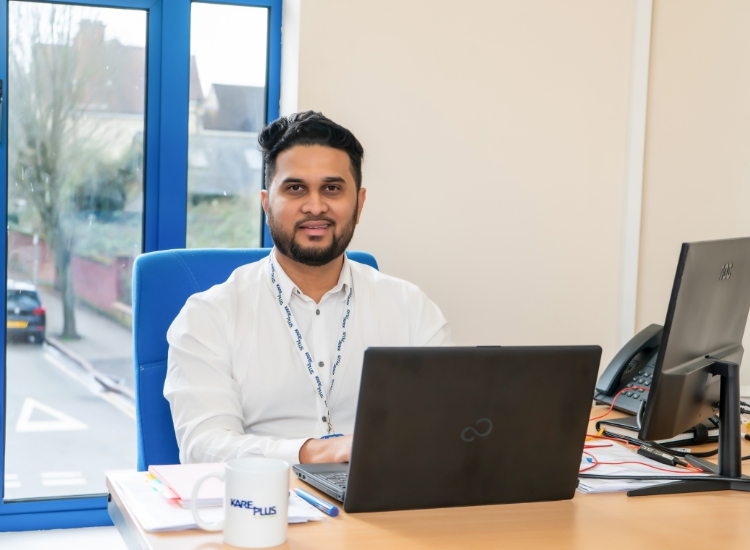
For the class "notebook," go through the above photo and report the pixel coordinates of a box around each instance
[595,416,718,447]
[111,470,325,532]
[148,463,225,507]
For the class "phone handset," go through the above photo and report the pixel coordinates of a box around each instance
[595,324,663,397]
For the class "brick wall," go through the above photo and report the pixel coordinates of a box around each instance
[8,230,134,322]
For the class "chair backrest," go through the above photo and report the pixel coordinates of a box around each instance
[132,248,378,470]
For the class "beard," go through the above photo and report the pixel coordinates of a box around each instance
[267,204,358,267]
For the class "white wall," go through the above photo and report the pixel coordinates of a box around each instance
[296,0,636,366]
[289,1,750,390]
[279,0,300,117]
[638,0,750,386]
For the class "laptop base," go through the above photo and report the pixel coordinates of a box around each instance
[294,463,348,502]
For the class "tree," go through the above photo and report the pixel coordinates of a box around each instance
[8,5,127,338]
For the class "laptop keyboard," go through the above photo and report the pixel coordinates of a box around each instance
[320,472,348,490]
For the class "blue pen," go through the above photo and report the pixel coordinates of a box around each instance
[294,488,340,517]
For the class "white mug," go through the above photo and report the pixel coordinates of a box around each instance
[191,458,290,548]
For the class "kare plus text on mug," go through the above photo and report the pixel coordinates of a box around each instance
[192,458,290,548]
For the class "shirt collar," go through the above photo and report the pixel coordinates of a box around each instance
[269,248,352,305]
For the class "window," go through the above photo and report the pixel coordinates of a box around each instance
[0,0,281,530]
[186,2,269,249]
[5,1,145,502]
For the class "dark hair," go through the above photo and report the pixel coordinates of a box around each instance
[258,111,364,189]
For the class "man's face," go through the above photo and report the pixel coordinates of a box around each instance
[261,145,366,267]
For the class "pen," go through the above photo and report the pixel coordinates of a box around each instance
[294,488,340,517]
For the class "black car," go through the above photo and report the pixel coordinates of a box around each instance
[7,280,46,344]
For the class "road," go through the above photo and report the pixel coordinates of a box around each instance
[4,342,136,501]
[37,287,134,389]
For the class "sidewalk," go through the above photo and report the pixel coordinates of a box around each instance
[37,287,135,390]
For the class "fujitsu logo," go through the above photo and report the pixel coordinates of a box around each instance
[719,263,733,281]
[461,418,493,442]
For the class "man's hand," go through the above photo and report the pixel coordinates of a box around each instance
[299,435,353,464]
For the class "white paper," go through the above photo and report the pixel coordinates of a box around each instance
[577,444,709,494]
[289,491,328,522]
[112,472,325,532]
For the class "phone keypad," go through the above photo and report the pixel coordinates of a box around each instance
[594,353,658,414]
[619,363,656,407]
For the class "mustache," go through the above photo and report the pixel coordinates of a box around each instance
[294,216,336,230]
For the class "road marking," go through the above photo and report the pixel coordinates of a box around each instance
[43,351,135,419]
[41,471,86,487]
[15,398,88,432]
[4,474,20,489]
[42,478,86,487]
[43,351,102,394]
[98,391,136,419]
[41,471,83,479]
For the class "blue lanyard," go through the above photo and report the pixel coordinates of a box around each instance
[270,257,353,435]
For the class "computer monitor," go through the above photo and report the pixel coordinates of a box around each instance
[634,236,750,496]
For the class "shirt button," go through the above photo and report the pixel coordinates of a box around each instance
[318,361,324,367]
[316,309,320,315]
[296,290,300,294]
[322,416,327,422]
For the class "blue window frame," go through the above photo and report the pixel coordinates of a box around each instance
[0,0,281,531]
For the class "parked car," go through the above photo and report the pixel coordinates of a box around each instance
[7,280,46,344]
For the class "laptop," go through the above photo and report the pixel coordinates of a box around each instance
[293,345,601,513]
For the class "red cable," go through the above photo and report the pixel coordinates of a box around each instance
[589,459,703,475]
[582,384,706,475]
[580,451,599,472]
[580,440,704,474]
[584,442,613,449]
[589,385,651,422]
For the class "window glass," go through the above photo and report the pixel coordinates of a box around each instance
[5,2,146,500]
[186,2,268,249]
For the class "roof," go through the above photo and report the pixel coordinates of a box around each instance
[202,84,266,132]
[187,132,263,196]
[7,279,38,292]
[189,56,204,102]
[33,22,144,115]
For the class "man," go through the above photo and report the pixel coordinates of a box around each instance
[165,111,451,466]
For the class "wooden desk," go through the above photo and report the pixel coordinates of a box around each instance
[108,407,750,550]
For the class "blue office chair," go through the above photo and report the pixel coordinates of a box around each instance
[132,248,379,471]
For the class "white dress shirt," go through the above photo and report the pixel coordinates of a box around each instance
[164,250,452,466]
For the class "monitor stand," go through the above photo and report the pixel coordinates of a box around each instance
[628,360,750,497]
